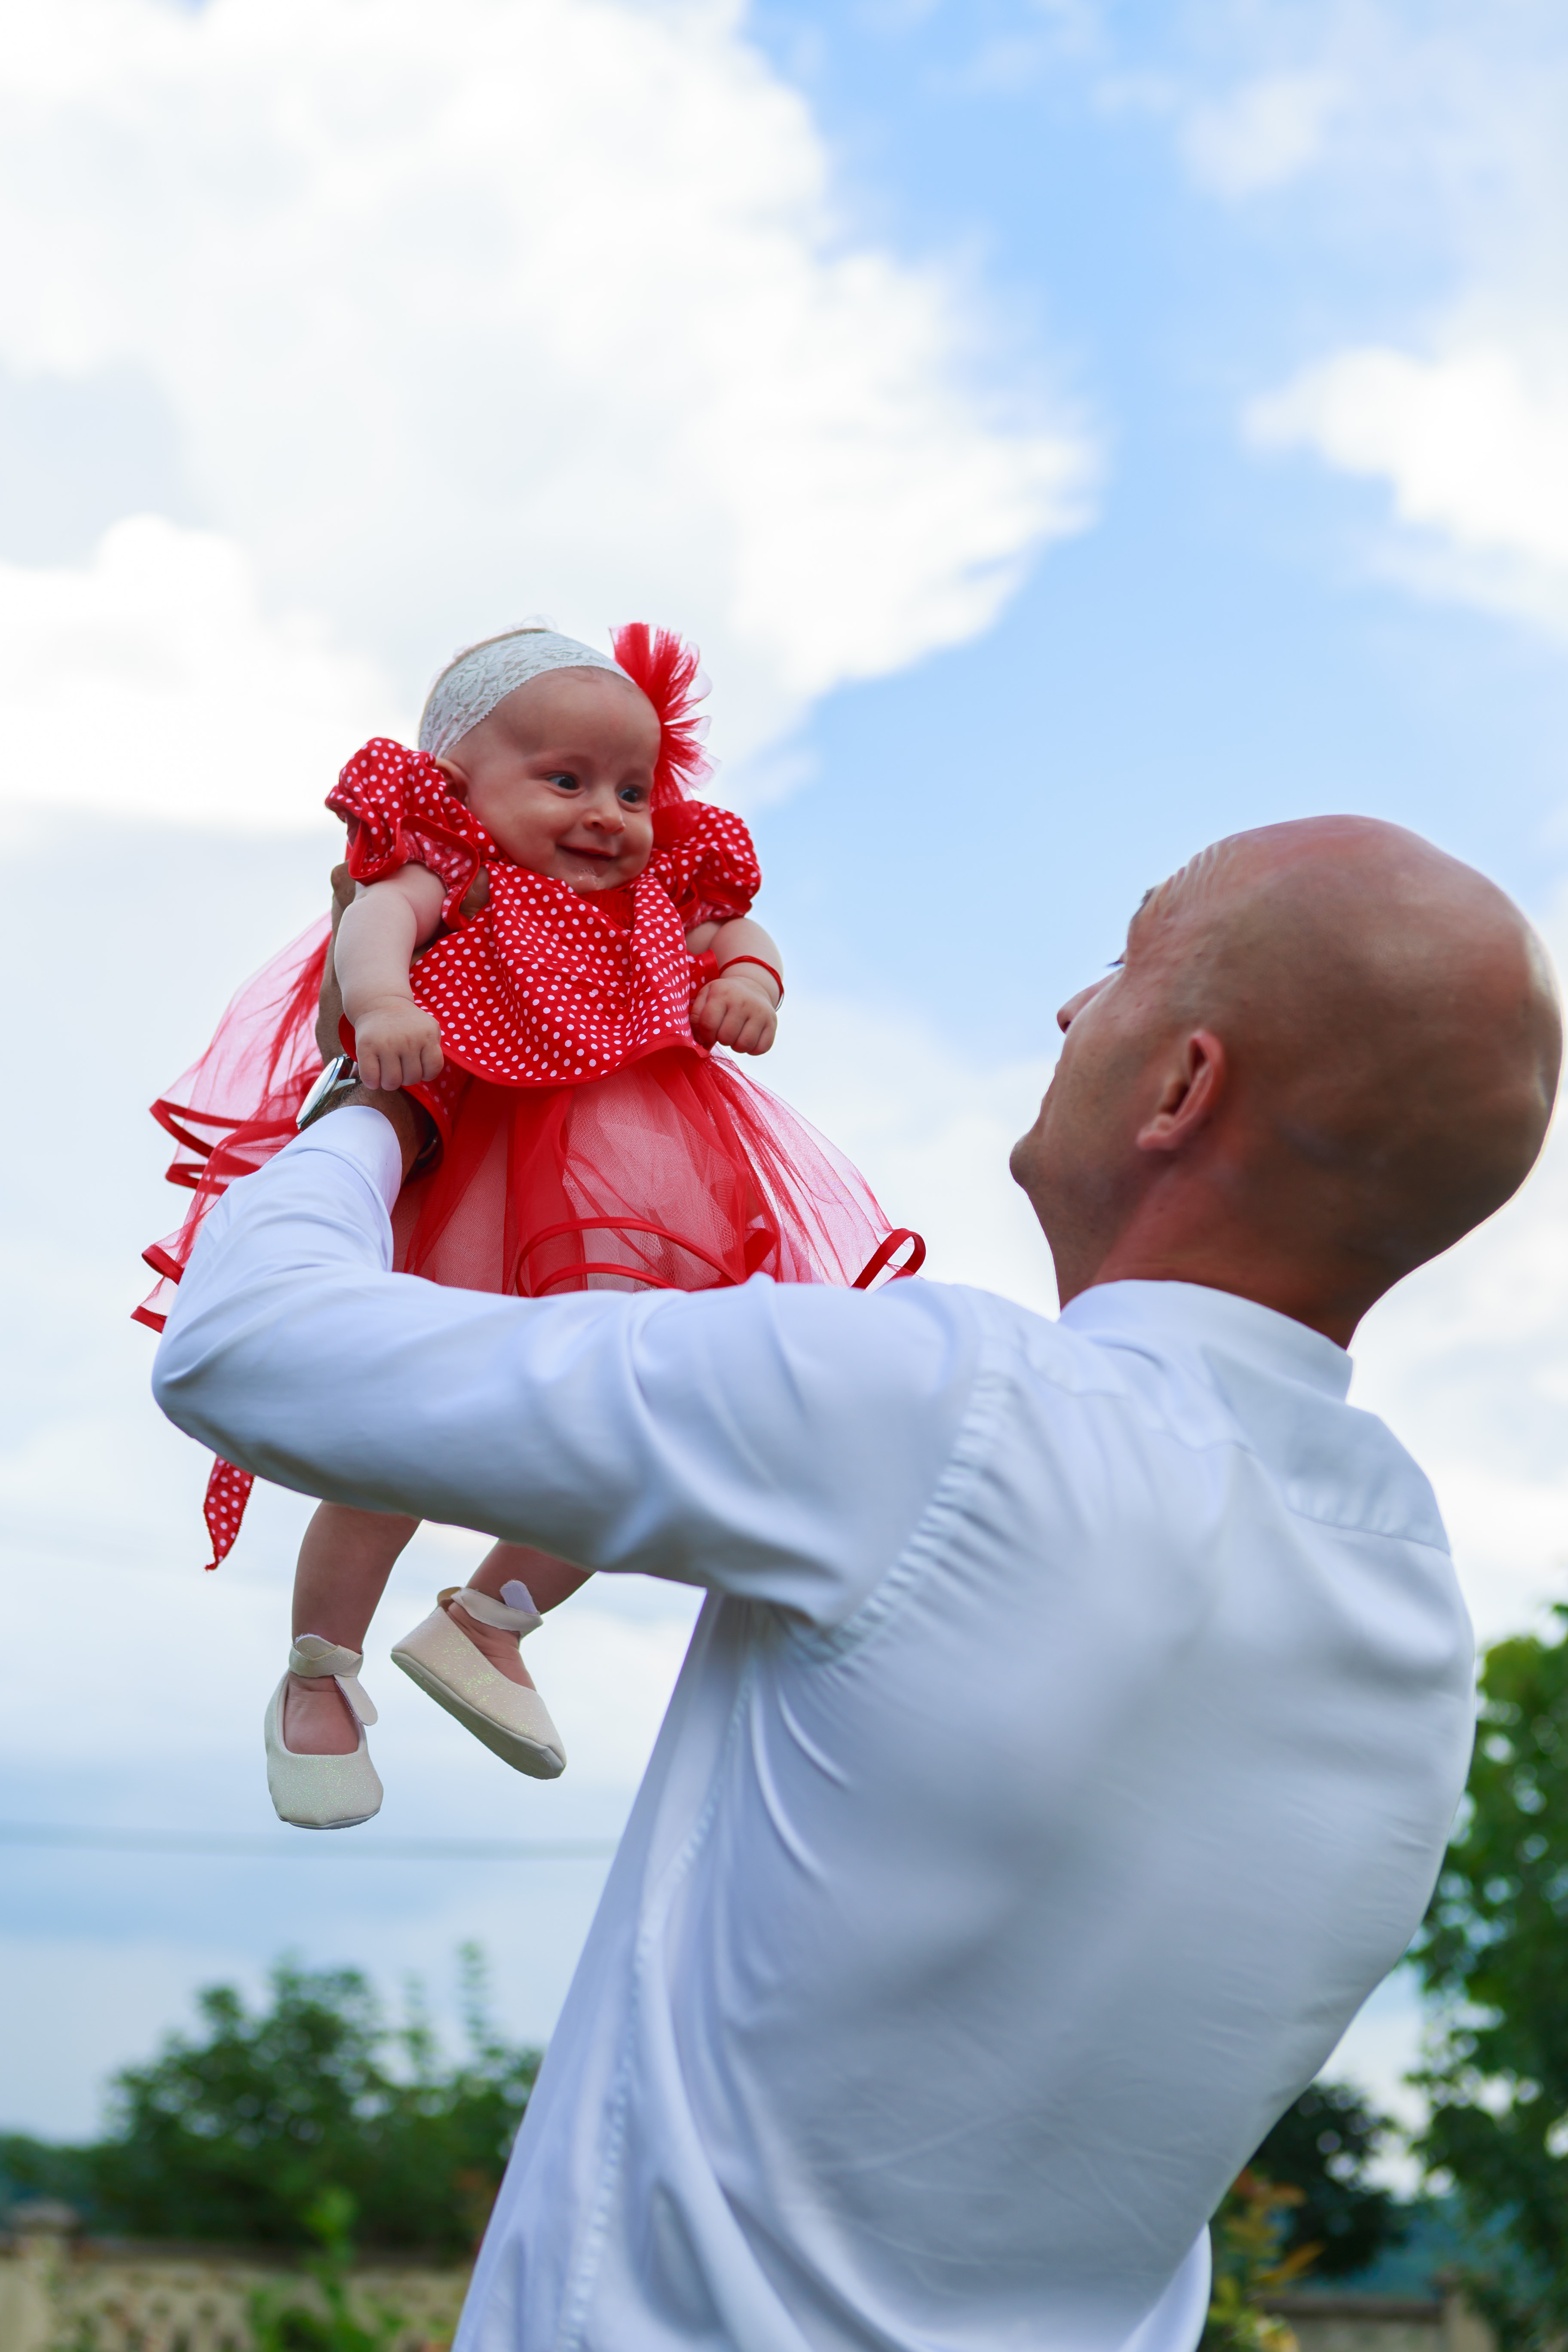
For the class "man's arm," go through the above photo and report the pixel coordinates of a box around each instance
[152,1110,978,1629]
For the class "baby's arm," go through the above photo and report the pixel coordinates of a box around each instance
[333,865,448,1090]
[687,915,783,1055]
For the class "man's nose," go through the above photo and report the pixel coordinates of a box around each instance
[1057,977,1108,1034]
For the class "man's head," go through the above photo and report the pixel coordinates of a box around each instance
[1011,818,1562,1343]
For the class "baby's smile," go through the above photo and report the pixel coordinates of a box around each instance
[438,668,660,892]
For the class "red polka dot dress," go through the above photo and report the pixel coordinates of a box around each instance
[138,628,919,1565]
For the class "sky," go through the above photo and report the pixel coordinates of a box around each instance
[3,0,1568,2166]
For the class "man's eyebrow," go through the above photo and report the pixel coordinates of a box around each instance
[1115,886,1163,963]
[1121,887,1157,941]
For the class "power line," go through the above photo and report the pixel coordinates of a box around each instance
[0,1821,618,1862]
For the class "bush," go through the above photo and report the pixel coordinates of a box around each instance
[248,2190,421,2352]
[67,1947,538,2254]
[1203,2170,1315,2351]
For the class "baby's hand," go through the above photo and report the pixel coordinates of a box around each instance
[691,971,779,1056]
[352,996,445,1090]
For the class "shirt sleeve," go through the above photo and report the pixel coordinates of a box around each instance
[151,1110,980,1629]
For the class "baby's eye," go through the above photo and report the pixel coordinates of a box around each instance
[547,772,580,792]
[619,785,648,807]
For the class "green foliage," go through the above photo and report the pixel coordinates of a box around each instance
[1410,1605,1568,2346]
[81,1947,539,2254]
[248,2190,418,2352]
[1203,2170,1314,2352]
[0,2134,101,2224]
[1250,2081,1408,2277]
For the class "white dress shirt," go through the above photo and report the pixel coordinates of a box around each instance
[154,1109,1475,2352]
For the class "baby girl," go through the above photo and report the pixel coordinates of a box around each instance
[141,623,919,1831]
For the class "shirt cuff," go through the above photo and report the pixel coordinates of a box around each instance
[285,1103,404,1215]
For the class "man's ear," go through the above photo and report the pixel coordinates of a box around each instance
[434,756,470,805]
[1136,1030,1226,1156]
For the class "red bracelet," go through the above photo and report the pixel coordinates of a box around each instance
[717,954,784,1004]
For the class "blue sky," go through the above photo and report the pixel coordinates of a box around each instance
[3,0,1568,2159]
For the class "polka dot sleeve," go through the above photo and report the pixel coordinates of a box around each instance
[326,738,486,928]
[648,802,761,930]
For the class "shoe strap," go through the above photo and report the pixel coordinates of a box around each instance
[442,1583,543,1636]
[289,1634,378,1726]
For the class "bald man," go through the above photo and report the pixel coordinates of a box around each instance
[154,818,1558,2352]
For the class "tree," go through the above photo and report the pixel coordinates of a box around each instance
[83,1948,539,2254]
[0,2133,99,2220]
[1410,1605,1568,2346]
[1250,2080,1408,2276]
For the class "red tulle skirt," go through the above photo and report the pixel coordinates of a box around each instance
[392,1047,899,1298]
[140,919,920,1561]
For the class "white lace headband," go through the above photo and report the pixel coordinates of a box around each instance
[418,627,632,759]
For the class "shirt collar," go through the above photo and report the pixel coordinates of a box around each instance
[1058,1279,1353,1402]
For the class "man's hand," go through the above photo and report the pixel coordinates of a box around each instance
[325,1080,433,1182]
[352,997,446,1091]
[315,863,357,1064]
[691,969,779,1055]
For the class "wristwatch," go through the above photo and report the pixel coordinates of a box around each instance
[296,1052,441,1175]
[296,1053,361,1132]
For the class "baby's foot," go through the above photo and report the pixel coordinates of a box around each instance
[282,1672,361,1755]
[442,1591,536,1688]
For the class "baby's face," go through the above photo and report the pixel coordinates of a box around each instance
[437,668,660,891]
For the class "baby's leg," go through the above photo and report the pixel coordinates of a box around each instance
[449,1544,594,1687]
[285,1503,420,1755]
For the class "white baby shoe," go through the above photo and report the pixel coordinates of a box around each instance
[391,1582,566,1779]
[263,1635,384,1830]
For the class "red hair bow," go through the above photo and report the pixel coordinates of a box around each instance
[612,622,713,809]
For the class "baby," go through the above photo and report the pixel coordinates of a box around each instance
[142,622,918,1832]
[284,643,785,1807]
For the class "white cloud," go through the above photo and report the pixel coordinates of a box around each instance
[1248,342,1568,625]
[0,0,1092,825]
[0,517,393,829]
[1157,0,1568,224]
[1167,4,1568,625]
[1181,72,1341,196]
